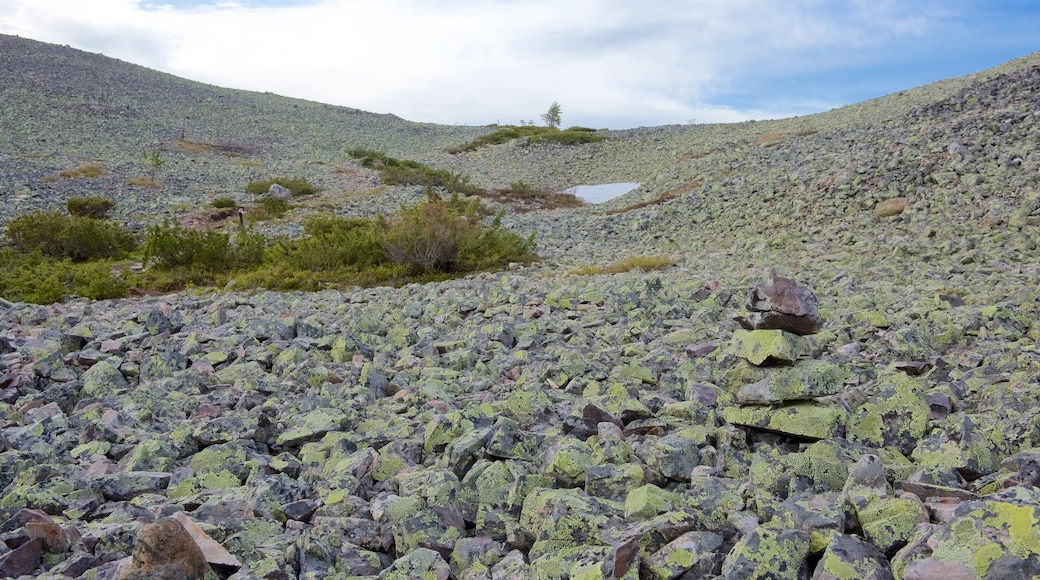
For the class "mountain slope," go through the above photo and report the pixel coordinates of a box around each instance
[2,34,1040,579]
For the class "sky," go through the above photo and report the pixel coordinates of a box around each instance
[2,1,1039,129]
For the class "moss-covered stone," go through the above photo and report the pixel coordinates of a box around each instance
[856,496,928,554]
[730,329,806,366]
[720,527,810,579]
[624,484,680,520]
[846,372,931,455]
[722,402,846,440]
[81,360,129,397]
[814,532,895,580]
[736,360,848,404]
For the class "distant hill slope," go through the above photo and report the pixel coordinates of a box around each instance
[0,33,490,220]
[1,33,1039,278]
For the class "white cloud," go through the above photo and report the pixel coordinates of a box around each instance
[0,0,1028,128]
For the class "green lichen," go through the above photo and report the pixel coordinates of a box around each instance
[819,550,861,580]
[666,548,695,569]
[730,328,805,366]
[857,497,926,553]
[624,484,678,519]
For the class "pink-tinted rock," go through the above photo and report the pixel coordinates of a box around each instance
[119,517,209,580]
[735,269,823,335]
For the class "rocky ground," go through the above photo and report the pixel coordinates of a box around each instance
[2,33,1040,579]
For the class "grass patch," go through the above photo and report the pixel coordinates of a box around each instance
[569,255,676,276]
[58,164,106,179]
[247,197,291,221]
[128,176,161,189]
[347,149,482,195]
[245,176,320,197]
[483,181,586,212]
[449,125,607,153]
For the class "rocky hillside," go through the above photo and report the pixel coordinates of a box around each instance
[2,34,1040,579]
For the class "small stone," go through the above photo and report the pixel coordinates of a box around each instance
[120,517,209,579]
[876,197,908,217]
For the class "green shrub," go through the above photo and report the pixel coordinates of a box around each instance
[346,149,483,195]
[378,191,533,273]
[250,197,291,220]
[143,221,265,272]
[0,250,130,304]
[67,196,116,219]
[448,126,607,152]
[245,176,320,197]
[5,211,135,262]
[212,197,237,209]
[71,262,130,300]
[530,129,608,145]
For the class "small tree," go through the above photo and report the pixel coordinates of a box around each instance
[541,102,561,128]
[143,149,164,181]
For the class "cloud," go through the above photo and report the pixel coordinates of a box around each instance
[1,0,1036,128]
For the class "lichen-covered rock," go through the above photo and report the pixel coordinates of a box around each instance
[811,532,894,580]
[769,492,847,554]
[275,408,350,447]
[81,359,129,397]
[641,530,724,579]
[518,487,623,558]
[722,402,846,440]
[846,372,931,455]
[721,527,811,580]
[378,547,450,580]
[856,496,928,554]
[635,429,701,482]
[730,329,806,366]
[736,360,849,404]
[911,413,1003,480]
[892,499,1040,579]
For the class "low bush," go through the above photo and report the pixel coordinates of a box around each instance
[143,221,265,273]
[212,197,237,209]
[346,149,483,195]
[378,191,534,273]
[0,250,130,303]
[245,177,320,197]
[5,211,135,262]
[448,126,607,152]
[483,182,585,212]
[249,197,291,220]
[530,129,608,145]
[67,196,116,219]
[128,176,161,188]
